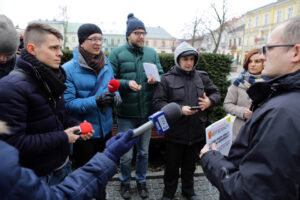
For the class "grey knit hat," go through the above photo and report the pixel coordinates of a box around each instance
[0,15,19,54]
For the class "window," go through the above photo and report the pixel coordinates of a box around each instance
[72,37,75,42]
[233,38,236,46]
[276,10,282,23]
[111,39,114,46]
[153,41,157,47]
[162,41,165,47]
[238,38,241,46]
[246,35,249,46]
[117,39,120,45]
[287,7,294,19]
[146,40,149,46]
[255,16,259,27]
[264,13,269,25]
[229,39,232,46]
[248,18,252,28]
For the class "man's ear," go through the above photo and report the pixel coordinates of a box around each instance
[27,43,36,56]
[291,44,300,63]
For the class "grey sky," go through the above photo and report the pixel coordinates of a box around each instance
[0,0,275,38]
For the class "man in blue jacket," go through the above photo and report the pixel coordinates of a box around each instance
[200,16,300,200]
[0,23,93,186]
[0,120,138,200]
[63,23,122,199]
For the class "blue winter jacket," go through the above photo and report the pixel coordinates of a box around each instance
[63,48,116,138]
[0,140,117,200]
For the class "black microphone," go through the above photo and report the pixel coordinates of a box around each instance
[133,102,182,137]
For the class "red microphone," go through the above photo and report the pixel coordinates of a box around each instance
[108,79,120,93]
[74,121,93,135]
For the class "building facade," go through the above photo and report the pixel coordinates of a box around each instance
[242,0,300,60]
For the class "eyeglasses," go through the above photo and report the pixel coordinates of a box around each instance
[86,37,103,44]
[132,31,147,37]
[262,44,295,55]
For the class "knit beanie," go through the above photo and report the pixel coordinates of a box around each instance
[77,23,102,44]
[126,13,146,38]
[0,15,19,54]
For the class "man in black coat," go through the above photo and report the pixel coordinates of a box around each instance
[200,16,300,200]
[0,15,19,79]
[153,42,220,200]
[0,23,93,186]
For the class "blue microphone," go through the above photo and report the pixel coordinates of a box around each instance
[132,102,182,137]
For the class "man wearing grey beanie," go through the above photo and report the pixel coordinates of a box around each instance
[0,15,19,79]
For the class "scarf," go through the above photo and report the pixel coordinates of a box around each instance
[79,46,105,74]
[20,49,66,99]
[233,70,269,90]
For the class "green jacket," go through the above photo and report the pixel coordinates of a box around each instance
[109,42,164,118]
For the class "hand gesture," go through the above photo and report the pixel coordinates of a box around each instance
[243,109,253,119]
[198,93,211,111]
[129,80,142,91]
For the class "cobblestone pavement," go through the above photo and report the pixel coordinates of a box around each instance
[106,167,219,200]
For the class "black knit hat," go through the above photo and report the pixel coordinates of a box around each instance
[0,15,19,54]
[77,23,102,44]
[126,13,146,38]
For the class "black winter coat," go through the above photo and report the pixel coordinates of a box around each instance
[0,55,15,79]
[200,69,300,200]
[153,66,220,145]
[0,57,79,176]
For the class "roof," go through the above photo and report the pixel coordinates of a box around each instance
[247,0,282,14]
[146,26,175,39]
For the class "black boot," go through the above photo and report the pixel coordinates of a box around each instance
[137,182,149,198]
[120,183,131,199]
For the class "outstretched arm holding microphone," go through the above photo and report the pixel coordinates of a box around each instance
[0,121,137,200]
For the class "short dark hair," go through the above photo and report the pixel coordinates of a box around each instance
[24,23,63,49]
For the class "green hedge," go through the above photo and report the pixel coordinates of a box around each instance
[61,51,232,122]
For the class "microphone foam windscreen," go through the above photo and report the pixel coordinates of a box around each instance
[79,122,93,135]
[108,79,120,92]
[161,102,182,124]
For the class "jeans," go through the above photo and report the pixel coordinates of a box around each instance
[118,117,151,184]
[40,160,72,186]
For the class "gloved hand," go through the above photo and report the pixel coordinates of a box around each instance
[104,129,137,162]
[96,92,115,113]
[114,95,122,107]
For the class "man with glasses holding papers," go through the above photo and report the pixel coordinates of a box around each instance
[109,13,164,199]
[200,16,300,200]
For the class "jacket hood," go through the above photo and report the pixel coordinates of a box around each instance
[174,42,198,68]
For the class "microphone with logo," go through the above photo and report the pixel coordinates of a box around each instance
[133,102,182,137]
[74,121,93,135]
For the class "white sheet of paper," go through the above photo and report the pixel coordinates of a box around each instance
[143,63,161,82]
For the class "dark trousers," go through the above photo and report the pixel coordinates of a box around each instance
[163,140,203,198]
[72,132,111,200]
